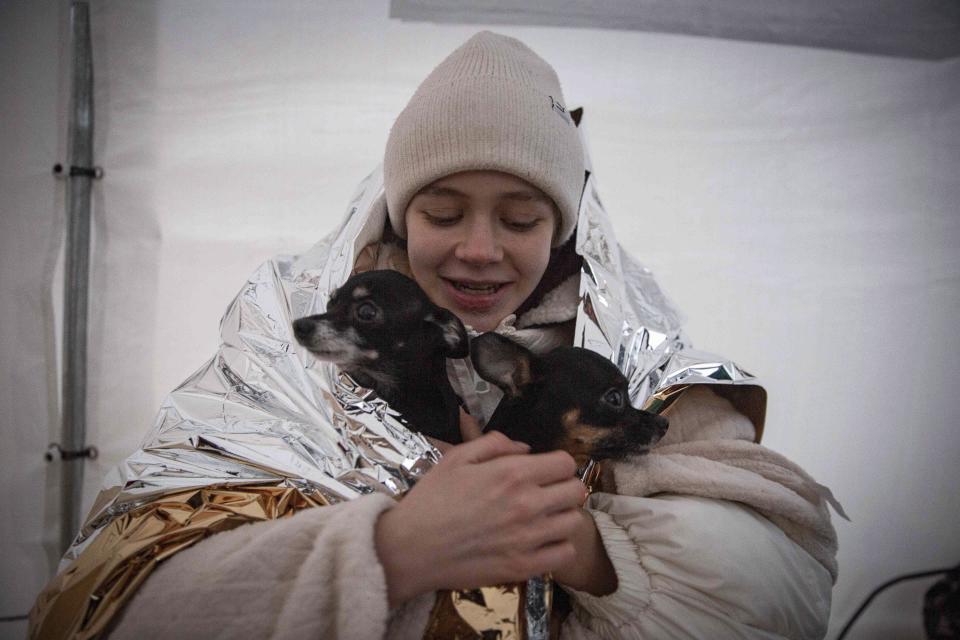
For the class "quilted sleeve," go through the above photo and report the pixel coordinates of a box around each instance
[560,493,833,640]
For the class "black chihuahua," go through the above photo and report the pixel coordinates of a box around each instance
[292,270,468,443]
[471,333,669,465]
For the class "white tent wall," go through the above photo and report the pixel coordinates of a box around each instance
[1,2,70,638]
[2,1,958,638]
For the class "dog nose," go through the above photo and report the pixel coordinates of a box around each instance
[293,317,315,341]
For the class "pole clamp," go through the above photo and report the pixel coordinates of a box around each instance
[53,163,104,180]
[45,442,99,462]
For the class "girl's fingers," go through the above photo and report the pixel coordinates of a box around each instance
[445,431,529,465]
[458,408,485,442]
[536,477,588,514]
[526,507,584,548]
[486,449,577,487]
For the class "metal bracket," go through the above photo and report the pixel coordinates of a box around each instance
[45,442,99,462]
[53,163,104,180]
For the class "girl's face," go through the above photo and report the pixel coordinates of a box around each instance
[405,170,556,332]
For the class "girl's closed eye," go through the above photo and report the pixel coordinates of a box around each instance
[502,215,546,232]
[421,209,462,226]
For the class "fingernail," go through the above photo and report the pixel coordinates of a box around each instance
[513,440,531,451]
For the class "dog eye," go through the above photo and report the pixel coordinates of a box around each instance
[354,301,381,322]
[602,388,624,408]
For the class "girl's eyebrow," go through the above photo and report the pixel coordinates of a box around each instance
[419,186,551,203]
[419,186,465,198]
[501,190,551,204]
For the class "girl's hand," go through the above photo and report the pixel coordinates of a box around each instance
[426,408,485,454]
[452,410,616,595]
[375,432,586,608]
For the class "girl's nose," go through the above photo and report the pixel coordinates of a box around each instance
[454,218,503,264]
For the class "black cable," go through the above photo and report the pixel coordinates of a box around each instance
[0,613,29,622]
[835,567,954,640]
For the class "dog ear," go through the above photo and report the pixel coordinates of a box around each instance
[425,308,469,358]
[470,333,535,398]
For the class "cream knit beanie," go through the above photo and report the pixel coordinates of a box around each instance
[384,31,584,247]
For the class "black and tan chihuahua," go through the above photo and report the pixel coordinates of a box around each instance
[471,332,668,465]
[292,270,468,443]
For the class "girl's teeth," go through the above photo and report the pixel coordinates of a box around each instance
[455,282,499,294]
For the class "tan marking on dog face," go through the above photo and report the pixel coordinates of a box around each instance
[559,408,606,465]
[515,358,532,388]
[501,357,532,397]
[351,286,369,299]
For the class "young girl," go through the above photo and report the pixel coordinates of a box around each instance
[34,32,839,640]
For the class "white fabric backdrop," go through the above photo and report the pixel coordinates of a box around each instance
[2,1,958,638]
[1,2,69,638]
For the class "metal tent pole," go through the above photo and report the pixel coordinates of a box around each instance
[57,0,99,554]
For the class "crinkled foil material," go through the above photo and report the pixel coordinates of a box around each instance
[572,122,766,442]
[425,584,531,639]
[31,486,324,640]
[31,169,442,639]
[31,117,765,640]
